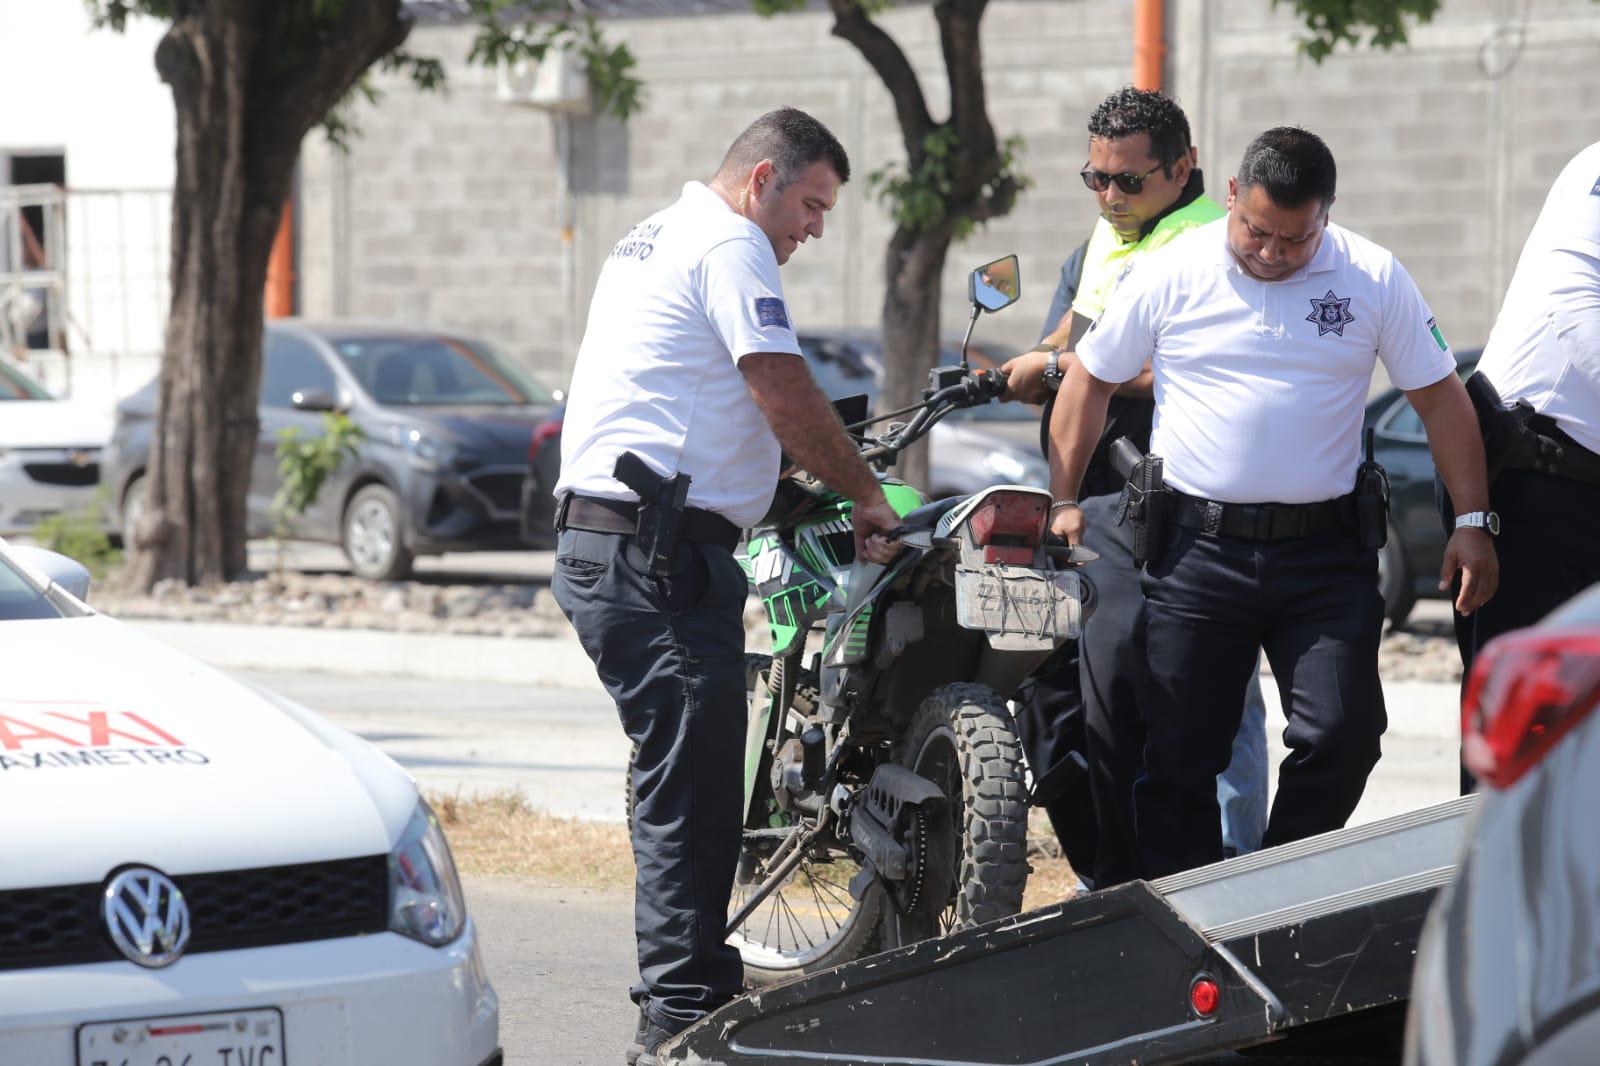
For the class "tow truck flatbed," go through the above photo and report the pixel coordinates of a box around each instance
[665,795,1477,1065]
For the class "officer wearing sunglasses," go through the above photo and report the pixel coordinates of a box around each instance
[1001,87,1269,890]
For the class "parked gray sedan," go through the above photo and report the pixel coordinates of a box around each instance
[106,321,559,579]
[1406,583,1600,1065]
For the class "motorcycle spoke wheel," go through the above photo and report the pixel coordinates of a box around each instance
[727,844,880,980]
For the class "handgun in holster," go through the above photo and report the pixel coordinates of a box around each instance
[613,451,691,578]
[1465,370,1540,483]
[1110,436,1169,570]
[1355,427,1391,550]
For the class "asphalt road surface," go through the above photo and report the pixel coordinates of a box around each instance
[466,876,638,1065]
[234,665,1457,829]
[233,669,631,821]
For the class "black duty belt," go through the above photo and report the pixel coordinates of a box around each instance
[557,494,741,553]
[1520,417,1600,486]
[1170,490,1358,543]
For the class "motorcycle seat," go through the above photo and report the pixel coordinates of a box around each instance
[899,495,967,530]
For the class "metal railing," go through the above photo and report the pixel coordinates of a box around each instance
[0,183,170,399]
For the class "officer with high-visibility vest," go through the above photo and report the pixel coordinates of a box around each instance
[1003,87,1268,887]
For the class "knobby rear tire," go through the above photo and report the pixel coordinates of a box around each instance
[887,682,1030,945]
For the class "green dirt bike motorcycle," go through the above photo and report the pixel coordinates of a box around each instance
[725,256,1099,983]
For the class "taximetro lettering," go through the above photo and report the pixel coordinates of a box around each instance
[0,706,209,772]
[0,709,185,751]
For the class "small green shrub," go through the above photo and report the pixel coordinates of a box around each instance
[271,412,366,542]
[32,496,123,580]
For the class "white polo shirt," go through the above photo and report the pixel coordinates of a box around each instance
[1077,219,1457,504]
[1476,140,1600,455]
[555,182,801,527]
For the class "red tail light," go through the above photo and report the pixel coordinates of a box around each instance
[1461,629,1600,788]
[967,491,1048,565]
[528,420,562,464]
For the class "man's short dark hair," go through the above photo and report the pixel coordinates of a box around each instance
[1087,87,1193,175]
[718,107,851,189]
[1235,127,1337,210]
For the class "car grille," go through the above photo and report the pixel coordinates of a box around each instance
[465,468,526,519]
[23,461,99,487]
[0,855,389,971]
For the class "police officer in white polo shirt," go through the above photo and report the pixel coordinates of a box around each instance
[1047,127,1498,878]
[1442,139,1600,789]
[551,108,900,1064]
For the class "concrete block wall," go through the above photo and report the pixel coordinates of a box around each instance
[298,0,1600,386]
[1175,0,1600,353]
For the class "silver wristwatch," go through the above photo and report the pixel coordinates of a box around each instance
[1454,510,1501,536]
[1042,348,1065,392]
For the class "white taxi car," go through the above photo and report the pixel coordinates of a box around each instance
[0,539,501,1065]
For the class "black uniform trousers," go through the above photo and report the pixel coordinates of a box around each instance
[1437,468,1600,790]
[1077,492,1155,888]
[1137,525,1387,879]
[551,527,748,1031]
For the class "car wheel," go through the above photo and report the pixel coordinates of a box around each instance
[1377,524,1415,628]
[120,474,148,549]
[342,484,414,581]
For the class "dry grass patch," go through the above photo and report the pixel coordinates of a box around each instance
[428,789,633,888]
[429,789,1081,911]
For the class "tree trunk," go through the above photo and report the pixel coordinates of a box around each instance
[128,1,407,589]
[880,223,955,492]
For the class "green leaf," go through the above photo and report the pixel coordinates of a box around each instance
[271,414,366,537]
[1274,0,1443,63]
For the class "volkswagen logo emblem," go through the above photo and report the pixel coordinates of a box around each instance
[103,867,190,968]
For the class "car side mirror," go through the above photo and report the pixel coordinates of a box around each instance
[291,388,339,413]
[9,545,92,602]
[969,254,1020,314]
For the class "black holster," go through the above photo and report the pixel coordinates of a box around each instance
[1465,370,1540,484]
[612,451,691,577]
[1110,437,1169,570]
[1355,428,1390,550]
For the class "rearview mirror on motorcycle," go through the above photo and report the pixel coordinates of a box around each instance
[960,254,1020,370]
[969,254,1020,314]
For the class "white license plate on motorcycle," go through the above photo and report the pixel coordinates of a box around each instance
[77,1008,284,1066]
[955,564,1086,650]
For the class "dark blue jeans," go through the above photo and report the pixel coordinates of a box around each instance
[551,528,748,1031]
[1138,527,1386,879]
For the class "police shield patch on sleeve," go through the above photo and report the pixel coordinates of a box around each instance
[754,297,790,330]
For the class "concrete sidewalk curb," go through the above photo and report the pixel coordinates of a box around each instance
[131,620,604,691]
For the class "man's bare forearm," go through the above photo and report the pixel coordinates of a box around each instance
[742,352,885,504]
[1408,375,1490,513]
[1048,360,1118,499]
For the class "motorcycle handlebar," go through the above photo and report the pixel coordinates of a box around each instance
[858,368,1008,464]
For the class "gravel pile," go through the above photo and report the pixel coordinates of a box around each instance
[94,571,1464,684]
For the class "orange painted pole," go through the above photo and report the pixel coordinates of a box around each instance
[1133,0,1165,91]
[264,200,294,319]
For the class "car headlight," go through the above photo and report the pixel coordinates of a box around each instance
[388,800,468,946]
[388,425,450,471]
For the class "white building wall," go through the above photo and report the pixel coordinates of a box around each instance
[0,0,174,406]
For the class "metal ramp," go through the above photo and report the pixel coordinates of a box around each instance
[666,796,1477,1065]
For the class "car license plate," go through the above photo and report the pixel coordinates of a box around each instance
[954,563,1088,650]
[78,1007,284,1066]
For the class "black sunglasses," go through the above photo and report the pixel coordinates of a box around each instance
[1079,162,1166,195]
